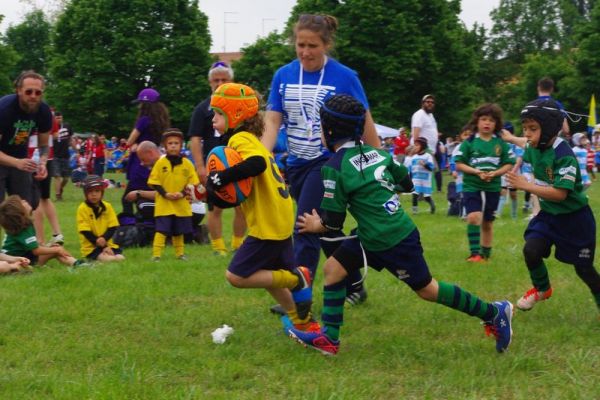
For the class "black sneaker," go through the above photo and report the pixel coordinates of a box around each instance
[345,287,368,306]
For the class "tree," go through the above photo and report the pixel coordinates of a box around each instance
[233,32,295,99]
[574,1,600,122]
[280,0,481,133]
[0,16,19,94]
[4,9,52,78]
[47,0,212,134]
[489,0,564,63]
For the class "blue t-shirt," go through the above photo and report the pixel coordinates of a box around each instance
[267,58,369,166]
[0,94,52,158]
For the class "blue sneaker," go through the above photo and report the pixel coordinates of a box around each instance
[485,301,513,353]
[288,327,339,356]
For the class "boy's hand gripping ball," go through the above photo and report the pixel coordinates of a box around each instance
[206,146,252,208]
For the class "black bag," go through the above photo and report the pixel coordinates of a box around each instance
[446,182,462,216]
[113,225,146,248]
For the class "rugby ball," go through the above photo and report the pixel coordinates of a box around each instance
[206,146,252,207]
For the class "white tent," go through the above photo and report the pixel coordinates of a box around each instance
[375,123,400,139]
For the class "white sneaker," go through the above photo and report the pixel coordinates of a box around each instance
[47,234,64,246]
[517,287,553,311]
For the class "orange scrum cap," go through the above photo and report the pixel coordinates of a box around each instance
[210,83,259,131]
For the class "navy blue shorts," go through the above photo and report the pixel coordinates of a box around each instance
[525,206,596,265]
[86,246,123,260]
[463,191,500,221]
[155,215,193,236]
[333,228,433,291]
[228,236,295,278]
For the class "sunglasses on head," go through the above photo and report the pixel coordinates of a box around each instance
[24,89,43,96]
[211,61,229,69]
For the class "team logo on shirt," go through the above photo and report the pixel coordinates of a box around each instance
[495,145,502,156]
[323,179,336,190]
[546,167,554,181]
[349,150,384,171]
[383,194,401,215]
[578,248,591,259]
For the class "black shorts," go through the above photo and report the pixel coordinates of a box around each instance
[51,158,71,178]
[333,228,433,291]
[37,174,51,200]
[463,191,500,221]
[228,236,294,278]
[525,206,596,265]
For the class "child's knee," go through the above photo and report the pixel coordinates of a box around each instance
[523,238,550,267]
[466,212,481,225]
[225,270,244,288]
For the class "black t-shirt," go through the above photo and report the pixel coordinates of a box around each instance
[54,122,73,159]
[0,94,53,158]
[187,97,227,161]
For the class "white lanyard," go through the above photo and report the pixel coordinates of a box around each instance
[298,57,327,134]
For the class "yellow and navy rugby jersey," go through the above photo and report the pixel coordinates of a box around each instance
[77,200,119,256]
[148,156,199,217]
[228,131,294,240]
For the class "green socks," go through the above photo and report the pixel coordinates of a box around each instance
[528,261,551,292]
[322,281,346,341]
[467,224,480,255]
[437,281,497,322]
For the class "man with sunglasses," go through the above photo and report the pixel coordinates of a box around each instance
[187,61,246,255]
[0,70,52,209]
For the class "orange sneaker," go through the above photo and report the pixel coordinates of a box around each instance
[516,287,553,311]
[294,319,321,333]
[466,254,486,262]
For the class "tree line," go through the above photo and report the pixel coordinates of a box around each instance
[1,0,599,137]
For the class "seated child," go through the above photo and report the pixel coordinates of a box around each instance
[77,175,125,262]
[0,195,84,267]
[0,253,31,274]
[287,94,513,355]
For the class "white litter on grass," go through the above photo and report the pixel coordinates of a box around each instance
[211,324,234,344]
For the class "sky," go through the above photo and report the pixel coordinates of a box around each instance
[1,0,500,53]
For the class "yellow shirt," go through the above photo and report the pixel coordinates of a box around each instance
[148,156,199,217]
[76,200,119,257]
[228,131,294,240]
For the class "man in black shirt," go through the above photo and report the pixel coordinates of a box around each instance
[51,111,73,200]
[187,61,246,255]
[0,71,52,209]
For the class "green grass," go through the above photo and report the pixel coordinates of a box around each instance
[0,172,599,399]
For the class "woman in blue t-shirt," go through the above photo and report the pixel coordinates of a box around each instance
[263,14,380,306]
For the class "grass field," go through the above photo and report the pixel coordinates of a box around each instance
[0,172,598,399]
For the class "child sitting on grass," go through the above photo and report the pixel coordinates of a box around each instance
[0,195,84,267]
[287,94,513,355]
[76,175,125,262]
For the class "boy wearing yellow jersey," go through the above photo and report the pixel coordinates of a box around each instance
[148,129,199,260]
[206,83,317,333]
[76,175,125,262]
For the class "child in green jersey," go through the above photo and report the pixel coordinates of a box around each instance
[502,99,600,315]
[454,104,515,262]
[286,94,514,355]
[0,195,84,267]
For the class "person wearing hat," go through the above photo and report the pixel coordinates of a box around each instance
[147,128,199,261]
[76,175,125,262]
[502,98,600,317]
[188,61,246,256]
[411,94,440,152]
[207,82,318,335]
[122,87,170,216]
